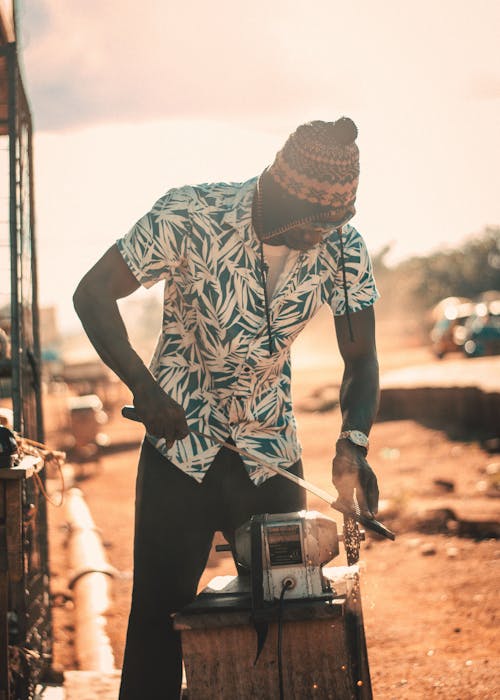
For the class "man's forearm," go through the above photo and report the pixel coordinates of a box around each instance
[338,353,380,435]
[73,286,154,394]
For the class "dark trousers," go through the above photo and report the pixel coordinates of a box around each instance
[119,438,306,700]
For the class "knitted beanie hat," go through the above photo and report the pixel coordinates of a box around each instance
[268,118,360,221]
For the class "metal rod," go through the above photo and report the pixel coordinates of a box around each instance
[121,405,395,540]
[27,106,44,443]
[7,42,21,433]
[192,427,337,503]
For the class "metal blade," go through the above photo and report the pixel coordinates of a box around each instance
[121,405,396,540]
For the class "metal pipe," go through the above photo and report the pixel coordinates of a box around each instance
[63,488,116,672]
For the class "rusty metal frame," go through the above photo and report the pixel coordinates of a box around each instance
[3,41,43,442]
[0,39,52,699]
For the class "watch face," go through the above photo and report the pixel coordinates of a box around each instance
[350,430,369,447]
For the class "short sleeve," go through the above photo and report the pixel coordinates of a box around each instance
[116,187,192,289]
[329,226,380,316]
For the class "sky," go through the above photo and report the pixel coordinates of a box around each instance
[9,0,500,331]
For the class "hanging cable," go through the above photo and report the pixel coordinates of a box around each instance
[254,174,274,356]
[259,241,274,356]
[278,579,293,700]
[337,226,354,342]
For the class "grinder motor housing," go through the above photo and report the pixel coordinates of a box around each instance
[234,510,340,602]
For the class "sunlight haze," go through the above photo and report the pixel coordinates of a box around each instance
[15,0,500,331]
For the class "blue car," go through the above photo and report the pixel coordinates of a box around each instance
[463,301,500,357]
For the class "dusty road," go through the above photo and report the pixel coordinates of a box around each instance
[47,351,500,699]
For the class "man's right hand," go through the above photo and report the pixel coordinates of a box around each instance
[132,378,189,449]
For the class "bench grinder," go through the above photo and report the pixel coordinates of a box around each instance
[234,510,343,603]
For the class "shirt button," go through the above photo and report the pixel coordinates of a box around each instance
[243,366,251,372]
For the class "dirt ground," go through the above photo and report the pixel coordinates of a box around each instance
[46,348,500,699]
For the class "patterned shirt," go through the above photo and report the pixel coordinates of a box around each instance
[116,177,379,485]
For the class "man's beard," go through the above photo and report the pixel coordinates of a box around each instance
[262,229,323,251]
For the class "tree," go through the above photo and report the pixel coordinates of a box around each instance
[374,227,500,316]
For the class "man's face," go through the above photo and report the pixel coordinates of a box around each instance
[283,222,335,250]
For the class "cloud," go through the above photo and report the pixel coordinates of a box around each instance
[17,1,500,132]
[18,0,444,131]
[8,1,498,338]
[17,0,354,130]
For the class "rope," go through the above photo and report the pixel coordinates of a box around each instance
[15,435,66,508]
[33,467,65,508]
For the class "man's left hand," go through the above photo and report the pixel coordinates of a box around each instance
[332,439,379,517]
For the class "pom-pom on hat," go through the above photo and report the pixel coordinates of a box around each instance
[268,118,360,222]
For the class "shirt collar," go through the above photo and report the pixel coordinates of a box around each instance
[226,176,260,251]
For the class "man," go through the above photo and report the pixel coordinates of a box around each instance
[74,117,380,699]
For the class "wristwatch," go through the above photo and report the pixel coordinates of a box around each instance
[338,429,369,451]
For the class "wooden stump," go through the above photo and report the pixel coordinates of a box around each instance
[174,570,372,699]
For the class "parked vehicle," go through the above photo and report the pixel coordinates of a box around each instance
[462,300,500,358]
[430,298,474,358]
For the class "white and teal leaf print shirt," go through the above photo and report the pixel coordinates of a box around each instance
[116,177,379,485]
